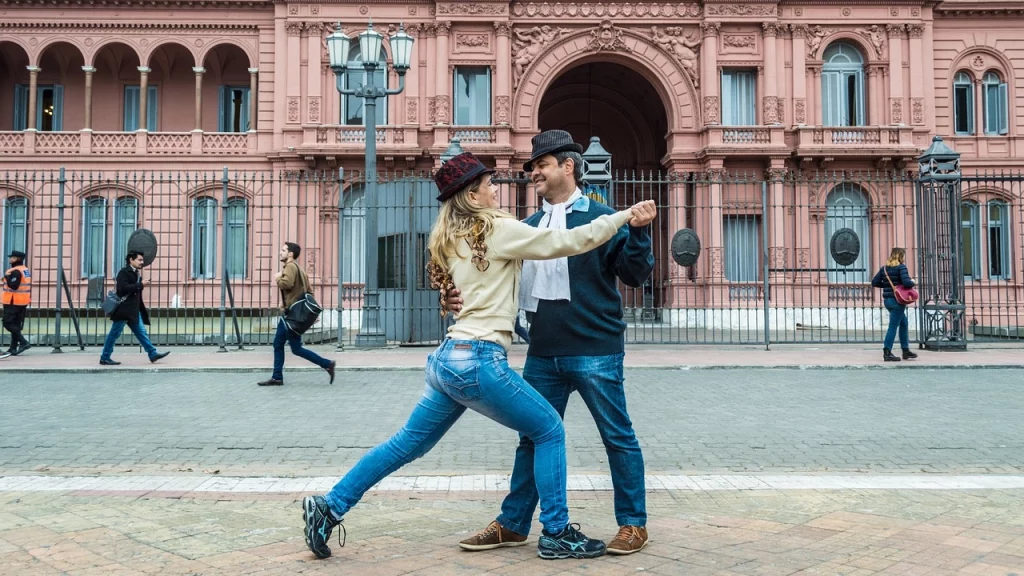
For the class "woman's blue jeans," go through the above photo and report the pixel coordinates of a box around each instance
[883,297,909,350]
[324,339,570,534]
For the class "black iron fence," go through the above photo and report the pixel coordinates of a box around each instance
[1,168,1022,349]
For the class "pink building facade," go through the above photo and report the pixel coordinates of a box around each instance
[1,0,1023,343]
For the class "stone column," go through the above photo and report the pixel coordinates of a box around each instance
[423,24,435,128]
[137,66,151,130]
[193,67,205,131]
[494,21,512,142]
[248,68,259,130]
[810,67,822,125]
[705,167,726,280]
[974,79,984,135]
[433,21,451,147]
[26,66,40,130]
[868,67,880,126]
[402,24,420,136]
[907,24,924,126]
[82,66,96,131]
[886,24,904,125]
[700,22,720,125]
[762,23,780,124]
[767,166,788,280]
[791,25,807,125]
[285,21,303,125]
[306,23,322,126]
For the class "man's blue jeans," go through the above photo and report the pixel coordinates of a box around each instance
[883,297,909,350]
[496,353,647,534]
[272,317,332,380]
[324,339,570,534]
[100,313,158,361]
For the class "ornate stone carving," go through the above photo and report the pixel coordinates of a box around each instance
[494,21,512,36]
[288,4,298,15]
[703,95,720,124]
[796,248,810,268]
[706,4,778,16]
[407,99,418,124]
[587,20,631,52]
[763,96,779,124]
[495,95,510,125]
[886,24,905,38]
[790,24,807,39]
[841,7,852,16]
[972,55,985,70]
[891,98,903,124]
[435,21,452,35]
[427,96,436,123]
[723,34,755,48]
[911,7,921,17]
[435,95,451,124]
[890,7,899,17]
[308,96,320,123]
[907,24,924,39]
[512,25,570,89]
[511,2,702,18]
[287,97,299,122]
[305,22,323,35]
[795,98,806,124]
[707,247,724,277]
[768,247,788,269]
[700,22,720,36]
[285,21,303,36]
[762,22,781,37]
[766,167,788,181]
[437,3,507,15]
[858,25,886,58]
[455,33,489,49]
[911,98,924,125]
[316,127,327,143]
[777,98,785,124]
[805,26,830,58]
[648,26,701,88]
[394,129,404,144]
[793,7,803,16]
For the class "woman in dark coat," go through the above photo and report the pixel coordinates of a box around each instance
[99,250,170,365]
[870,247,918,362]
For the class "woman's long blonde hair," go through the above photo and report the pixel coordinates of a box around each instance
[886,247,906,267]
[425,177,512,315]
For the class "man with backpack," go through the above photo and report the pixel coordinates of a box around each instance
[258,242,336,386]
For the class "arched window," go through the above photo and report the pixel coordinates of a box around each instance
[341,185,365,284]
[113,197,138,277]
[825,184,870,283]
[987,200,1011,279]
[983,71,1008,135]
[81,197,107,279]
[822,43,866,127]
[3,196,29,257]
[953,71,974,135]
[342,42,388,126]
[225,198,248,278]
[192,196,217,279]
[961,200,980,279]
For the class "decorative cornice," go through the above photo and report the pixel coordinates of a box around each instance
[438,2,507,16]
[0,0,266,5]
[935,2,1024,17]
[0,21,259,31]
[907,24,924,38]
[511,2,702,18]
[762,22,781,37]
[494,21,512,37]
[700,21,721,36]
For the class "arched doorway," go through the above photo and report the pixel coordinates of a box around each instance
[538,61,668,174]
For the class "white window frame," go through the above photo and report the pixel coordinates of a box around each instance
[987,200,1012,280]
[961,200,981,280]
[983,71,1009,136]
[453,67,491,126]
[225,197,248,278]
[2,196,29,258]
[218,86,251,133]
[81,197,107,279]
[824,184,871,283]
[723,215,761,283]
[720,69,757,126]
[341,185,366,284]
[192,197,218,279]
[113,197,138,278]
[13,84,64,131]
[953,71,975,136]
[822,43,866,127]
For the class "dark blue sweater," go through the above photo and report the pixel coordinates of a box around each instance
[522,196,654,357]
[871,264,915,300]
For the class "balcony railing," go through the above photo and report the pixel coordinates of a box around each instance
[793,126,917,153]
[451,126,497,144]
[0,130,257,156]
[311,125,409,147]
[701,125,785,151]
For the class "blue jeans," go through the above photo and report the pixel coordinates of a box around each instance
[497,353,647,534]
[100,313,158,361]
[884,297,910,350]
[324,339,569,534]
[272,317,332,380]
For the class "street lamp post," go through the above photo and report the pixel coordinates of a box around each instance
[327,21,414,347]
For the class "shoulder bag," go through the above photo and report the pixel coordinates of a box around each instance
[282,263,323,335]
[884,267,919,305]
[102,290,125,317]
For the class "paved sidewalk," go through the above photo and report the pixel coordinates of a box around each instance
[1,342,1022,372]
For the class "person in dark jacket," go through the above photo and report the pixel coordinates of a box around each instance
[871,247,918,362]
[99,251,170,366]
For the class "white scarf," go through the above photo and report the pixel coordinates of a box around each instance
[519,189,582,313]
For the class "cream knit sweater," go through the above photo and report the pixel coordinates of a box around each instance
[445,209,633,351]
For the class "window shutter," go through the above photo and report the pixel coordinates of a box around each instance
[13,85,28,131]
[52,84,64,131]
[218,87,227,132]
[967,84,975,135]
[124,86,139,131]
[998,83,1009,135]
[240,88,251,132]
[720,72,734,125]
[739,72,755,125]
[822,72,837,126]
[147,85,158,131]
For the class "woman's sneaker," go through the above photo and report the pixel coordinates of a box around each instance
[537,523,606,559]
[302,495,343,559]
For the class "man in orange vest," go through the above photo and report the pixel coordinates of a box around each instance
[2,250,32,358]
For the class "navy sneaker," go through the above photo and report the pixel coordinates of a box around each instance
[537,523,606,560]
[303,495,344,559]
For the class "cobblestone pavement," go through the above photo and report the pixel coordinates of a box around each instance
[3,368,1023,574]
[1,369,1022,476]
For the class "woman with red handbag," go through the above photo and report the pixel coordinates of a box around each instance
[871,247,919,362]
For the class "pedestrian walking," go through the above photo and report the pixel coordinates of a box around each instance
[2,250,32,358]
[448,130,656,556]
[871,247,918,362]
[99,251,170,366]
[300,151,656,561]
[257,242,336,386]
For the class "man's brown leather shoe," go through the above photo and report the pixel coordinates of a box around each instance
[607,525,648,555]
[458,520,528,551]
